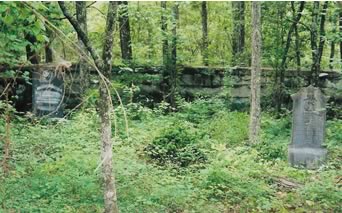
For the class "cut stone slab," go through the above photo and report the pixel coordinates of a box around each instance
[32,69,64,117]
[288,85,327,169]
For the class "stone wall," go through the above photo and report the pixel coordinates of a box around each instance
[1,64,341,112]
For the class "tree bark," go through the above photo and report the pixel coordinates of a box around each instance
[76,1,89,93]
[201,1,209,66]
[317,1,328,65]
[275,1,305,113]
[44,2,53,63]
[161,1,168,66]
[249,1,262,144]
[59,2,119,212]
[291,1,302,71]
[169,2,179,109]
[25,33,40,64]
[310,1,328,86]
[118,1,133,63]
[310,2,320,85]
[100,3,118,212]
[232,1,245,65]
[329,41,335,70]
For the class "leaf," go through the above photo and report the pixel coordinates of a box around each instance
[0,4,8,13]
[36,34,49,43]
[3,15,14,25]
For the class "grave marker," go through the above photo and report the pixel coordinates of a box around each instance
[288,85,327,169]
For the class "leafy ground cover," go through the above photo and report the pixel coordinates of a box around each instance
[0,99,341,212]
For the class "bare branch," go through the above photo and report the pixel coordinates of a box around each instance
[58,1,103,69]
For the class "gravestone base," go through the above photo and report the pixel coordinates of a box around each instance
[288,145,327,169]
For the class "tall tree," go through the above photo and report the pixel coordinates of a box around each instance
[311,1,328,86]
[160,1,177,108]
[329,6,339,70]
[275,1,305,113]
[249,1,262,144]
[161,1,168,66]
[232,1,245,65]
[45,28,53,63]
[76,1,88,93]
[58,2,119,212]
[201,1,209,66]
[169,2,179,108]
[44,2,53,63]
[310,2,319,85]
[291,1,302,70]
[25,33,40,64]
[118,1,133,63]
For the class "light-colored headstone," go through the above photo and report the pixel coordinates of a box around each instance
[32,69,64,117]
[288,85,327,169]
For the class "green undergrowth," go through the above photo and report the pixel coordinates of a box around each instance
[0,99,341,212]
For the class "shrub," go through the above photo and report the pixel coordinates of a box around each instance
[207,111,249,146]
[178,98,228,124]
[144,123,207,167]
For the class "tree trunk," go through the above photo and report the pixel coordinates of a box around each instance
[249,1,262,144]
[118,1,133,63]
[58,2,119,212]
[310,2,319,85]
[161,1,168,66]
[275,1,305,113]
[232,1,245,65]
[100,3,118,212]
[311,1,328,86]
[169,2,179,109]
[76,1,88,93]
[201,1,209,66]
[25,33,40,64]
[291,1,302,71]
[45,2,53,63]
[329,41,335,70]
[45,25,53,63]
[317,2,328,66]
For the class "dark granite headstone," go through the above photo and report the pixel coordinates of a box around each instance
[288,85,327,169]
[32,69,64,117]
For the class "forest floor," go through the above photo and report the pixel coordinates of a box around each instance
[0,98,341,212]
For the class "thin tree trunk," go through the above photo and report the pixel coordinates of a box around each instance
[232,1,245,65]
[201,1,209,66]
[25,34,40,64]
[275,1,305,113]
[291,1,302,70]
[317,2,328,65]
[118,1,133,63]
[161,1,168,66]
[58,2,119,212]
[100,3,118,212]
[45,27,53,63]
[311,1,328,86]
[44,2,53,63]
[310,2,319,85]
[329,41,335,69]
[76,1,88,93]
[249,1,262,144]
[169,2,179,109]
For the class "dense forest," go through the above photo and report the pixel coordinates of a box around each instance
[0,1,341,212]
